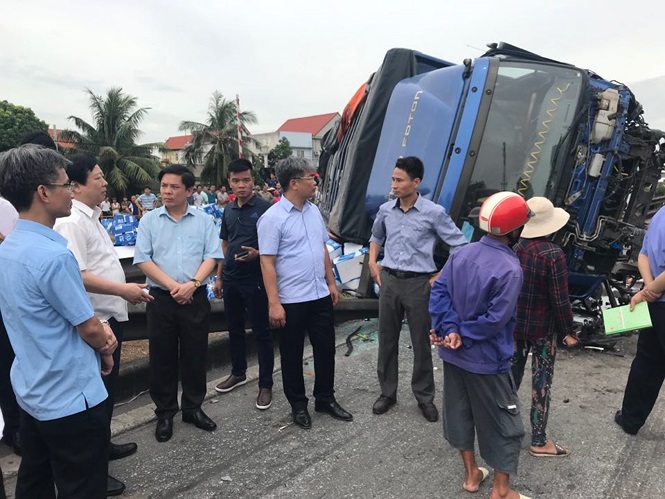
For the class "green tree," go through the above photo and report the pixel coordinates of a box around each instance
[61,88,161,196]
[0,100,48,152]
[179,91,257,185]
[268,137,292,168]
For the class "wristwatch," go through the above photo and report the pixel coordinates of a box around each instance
[190,278,201,288]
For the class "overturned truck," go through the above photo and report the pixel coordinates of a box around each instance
[318,42,665,343]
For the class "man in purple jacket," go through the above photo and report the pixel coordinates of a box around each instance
[429,192,532,499]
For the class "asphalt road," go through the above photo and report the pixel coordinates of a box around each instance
[2,319,665,498]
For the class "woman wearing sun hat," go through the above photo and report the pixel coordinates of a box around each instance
[511,196,579,458]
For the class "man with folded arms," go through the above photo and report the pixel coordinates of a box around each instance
[368,156,467,422]
[0,144,116,498]
[54,153,153,496]
[134,164,223,442]
[258,157,352,429]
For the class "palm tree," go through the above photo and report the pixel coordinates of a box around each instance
[61,88,161,196]
[179,91,257,185]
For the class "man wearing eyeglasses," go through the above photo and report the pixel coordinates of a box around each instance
[54,153,153,496]
[0,145,116,498]
[257,157,352,430]
[213,159,274,410]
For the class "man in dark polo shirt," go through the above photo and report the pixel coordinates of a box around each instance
[213,159,274,409]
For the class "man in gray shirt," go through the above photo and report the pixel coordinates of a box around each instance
[368,156,467,422]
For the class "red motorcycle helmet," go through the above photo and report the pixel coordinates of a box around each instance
[478,192,532,236]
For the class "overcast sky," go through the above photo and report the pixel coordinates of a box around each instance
[2,0,663,144]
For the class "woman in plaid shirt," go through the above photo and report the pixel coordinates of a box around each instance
[511,197,579,458]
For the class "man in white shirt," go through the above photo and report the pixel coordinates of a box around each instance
[0,196,20,465]
[193,185,204,207]
[100,197,111,217]
[54,153,153,497]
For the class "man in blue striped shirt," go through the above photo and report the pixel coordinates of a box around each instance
[368,156,467,422]
[258,157,353,430]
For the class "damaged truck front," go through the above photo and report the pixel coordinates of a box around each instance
[318,42,665,342]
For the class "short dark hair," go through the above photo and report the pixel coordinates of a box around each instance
[158,164,195,189]
[227,158,253,176]
[395,156,424,181]
[20,131,57,151]
[66,153,98,185]
[275,157,312,193]
[0,144,71,212]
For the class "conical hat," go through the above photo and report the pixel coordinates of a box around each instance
[520,197,569,239]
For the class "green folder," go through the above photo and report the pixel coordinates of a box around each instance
[602,301,652,335]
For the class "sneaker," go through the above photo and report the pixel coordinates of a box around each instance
[215,373,247,393]
[256,388,272,410]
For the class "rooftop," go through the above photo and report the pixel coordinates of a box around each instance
[277,112,339,136]
[165,134,193,150]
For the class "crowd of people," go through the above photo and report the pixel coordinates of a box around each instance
[97,177,287,222]
[0,139,664,499]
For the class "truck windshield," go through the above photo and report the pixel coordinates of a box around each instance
[459,61,583,220]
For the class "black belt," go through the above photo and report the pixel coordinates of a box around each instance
[384,268,432,279]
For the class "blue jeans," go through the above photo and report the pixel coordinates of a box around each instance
[223,281,274,389]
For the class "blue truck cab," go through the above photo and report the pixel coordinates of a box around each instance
[318,43,665,341]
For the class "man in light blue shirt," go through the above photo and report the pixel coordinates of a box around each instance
[134,164,223,443]
[258,157,353,430]
[616,205,665,435]
[0,145,116,498]
[368,156,467,423]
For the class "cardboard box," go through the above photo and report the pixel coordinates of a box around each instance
[333,247,369,291]
[326,238,343,260]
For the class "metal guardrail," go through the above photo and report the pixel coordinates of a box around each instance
[125,298,379,341]
[120,255,380,341]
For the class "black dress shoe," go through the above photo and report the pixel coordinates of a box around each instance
[107,475,126,496]
[615,410,639,435]
[182,409,217,431]
[372,395,396,415]
[109,441,138,461]
[292,407,312,429]
[418,402,439,422]
[155,418,173,442]
[315,400,353,421]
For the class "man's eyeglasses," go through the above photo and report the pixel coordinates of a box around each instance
[293,175,317,182]
[45,181,74,192]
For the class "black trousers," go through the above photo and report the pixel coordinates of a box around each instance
[620,302,665,431]
[280,296,336,409]
[0,464,5,499]
[15,403,109,499]
[103,318,124,424]
[147,287,211,419]
[223,281,274,388]
[0,309,20,441]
